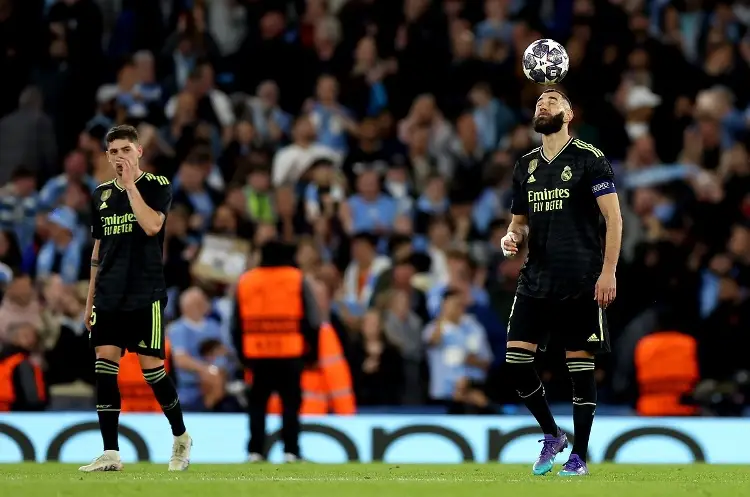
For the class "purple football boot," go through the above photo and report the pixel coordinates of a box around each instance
[558,454,589,476]
[532,430,568,475]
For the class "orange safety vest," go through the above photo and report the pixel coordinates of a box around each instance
[0,353,46,412]
[236,266,306,359]
[119,340,171,412]
[635,331,699,416]
[246,323,357,415]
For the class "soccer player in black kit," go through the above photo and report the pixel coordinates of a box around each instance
[79,125,192,472]
[501,90,622,476]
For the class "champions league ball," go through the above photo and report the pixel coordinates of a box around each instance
[522,39,569,85]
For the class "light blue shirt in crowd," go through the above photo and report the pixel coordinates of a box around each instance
[423,315,493,400]
[168,318,233,409]
[310,103,352,154]
[348,194,398,233]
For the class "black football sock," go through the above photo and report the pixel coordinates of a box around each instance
[567,357,597,462]
[95,359,121,451]
[144,365,187,436]
[505,347,558,435]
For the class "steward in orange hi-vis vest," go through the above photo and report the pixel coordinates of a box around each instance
[232,241,322,462]
[119,340,172,412]
[252,322,356,415]
[0,348,46,412]
[635,331,699,416]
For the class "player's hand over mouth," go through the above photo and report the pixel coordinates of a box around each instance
[118,157,137,189]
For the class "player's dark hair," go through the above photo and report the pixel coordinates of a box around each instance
[105,124,139,144]
[540,88,572,108]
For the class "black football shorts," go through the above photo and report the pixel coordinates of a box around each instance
[90,300,166,359]
[506,294,610,354]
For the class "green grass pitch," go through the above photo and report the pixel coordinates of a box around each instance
[2,463,750,497]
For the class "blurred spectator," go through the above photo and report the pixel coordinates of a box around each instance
[38,150,97,211]
[469,82,516,154]
[339,232,390,319]
[0,275,42,341]
[34,207,89,284]
[0,167,39,252]
[78,123,111,184]
[0,87,57,184]
[272,116,338,186]
[427,250,489,318]
[352,309,402,406]
[240,81,293,146]
[380,287,425,405]
[169,287,235,411]
[165,61,234,144]
[172,153,224,236]
[398,94,453,159]
[423,288,493,414]
[340,169,398,234]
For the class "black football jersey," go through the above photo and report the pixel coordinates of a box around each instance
[511,138,616,299]
[91,172,172,311]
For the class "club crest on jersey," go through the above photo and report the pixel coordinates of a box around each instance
[528,159,538,174]
[101,189,112,201]
[561,166,572,182]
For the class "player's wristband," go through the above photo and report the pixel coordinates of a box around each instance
[90,259,99,267]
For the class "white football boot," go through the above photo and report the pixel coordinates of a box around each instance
[168,432,193,471]
[78,450,123,472]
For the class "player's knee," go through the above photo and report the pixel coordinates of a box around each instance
[566,356,597,403]
[507,340,537,352]
[505,347,542,396]
[138,354,164,371]
[565,350,593,360]
[95,346,122,363]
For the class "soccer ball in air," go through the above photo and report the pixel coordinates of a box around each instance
[522,39,569,86]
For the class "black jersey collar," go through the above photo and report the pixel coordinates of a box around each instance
[539,136,574,164]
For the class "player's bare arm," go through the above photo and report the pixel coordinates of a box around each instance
[120,157,166,236]
[595,193,622,308]
[85,239,100,331]
[502,215,529,257]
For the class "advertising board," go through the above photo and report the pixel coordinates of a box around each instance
[1,414,748,464]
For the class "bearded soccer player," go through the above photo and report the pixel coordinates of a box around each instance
[79,125,192,472]
[501,89,622,476]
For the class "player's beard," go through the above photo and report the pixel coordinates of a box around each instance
[533,111,565,135]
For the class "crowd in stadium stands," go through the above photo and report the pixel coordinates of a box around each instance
[0,0,749,415]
